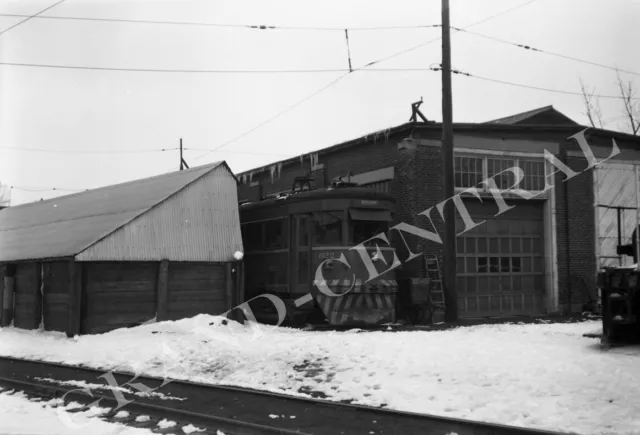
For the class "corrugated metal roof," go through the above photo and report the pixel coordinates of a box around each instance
[0,162,230,263]
[76,165,243,262]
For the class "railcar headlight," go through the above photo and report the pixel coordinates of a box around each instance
[323,259,335,270]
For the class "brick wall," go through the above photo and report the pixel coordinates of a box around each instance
[554,146,597,309]
[236,125,638,315]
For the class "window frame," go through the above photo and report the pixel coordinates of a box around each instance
[454,153,548,197]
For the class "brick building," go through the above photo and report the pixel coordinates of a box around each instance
[237,106,640,317]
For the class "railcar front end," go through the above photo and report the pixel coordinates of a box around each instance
[240,182,398,327]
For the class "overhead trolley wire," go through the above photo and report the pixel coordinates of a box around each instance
[454,27,640,78]
[428,65,640,100]
[0,146,180,154]
[0,13,439,32]
[192,0,542,160]
[0,0,67,36]
[191,72,350,161]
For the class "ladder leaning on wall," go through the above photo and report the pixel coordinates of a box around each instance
[424,254,446,319]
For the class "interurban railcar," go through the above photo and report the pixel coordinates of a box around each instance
[239,177,399,326]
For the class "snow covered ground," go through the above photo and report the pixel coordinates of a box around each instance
[0,389,218,435]
[0,389,154,434]
[1,316,639,435]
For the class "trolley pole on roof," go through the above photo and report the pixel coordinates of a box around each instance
[441,0,458,322]
[179,138,189,171]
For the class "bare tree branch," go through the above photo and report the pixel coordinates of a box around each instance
[579,77,604,128]
[616,70,640,135]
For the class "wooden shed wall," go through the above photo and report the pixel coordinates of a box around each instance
[14,262,41,330]
[42,262,71,332]
[82,262,157,334]
[3,260,235,335]
[166,262,227,321]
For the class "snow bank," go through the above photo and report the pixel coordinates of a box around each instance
[1,316,639,435]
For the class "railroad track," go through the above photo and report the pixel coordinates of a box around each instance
[0,356,577,435]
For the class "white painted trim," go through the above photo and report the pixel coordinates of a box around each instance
[455,148,547,158]
[544,159,559,313]
[593,168,601,272]
[455,187,549,199]
[595,157,640,165]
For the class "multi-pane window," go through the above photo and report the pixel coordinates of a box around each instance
[454,156,483,188]
[518,160,546,191]
[487,158,515,189]
[455,155,546,192]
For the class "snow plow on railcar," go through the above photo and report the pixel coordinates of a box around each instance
[239,176,399,327]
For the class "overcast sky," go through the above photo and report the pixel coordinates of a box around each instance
[0,0,638,205]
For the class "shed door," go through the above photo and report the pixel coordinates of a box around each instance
[456,199,546,317]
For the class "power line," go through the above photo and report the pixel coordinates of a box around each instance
[0,145,180,154]
[184,148,294,157]
[10,185,86,193]
[348,0,539,72]
[188,0,542,161]
[0,2,538,75]
[455,28,640,78]
[0,13,439,32]
[0,62,446,74]
[192,72,350,161]
[0,0,67,37]
[429,65,640,100]
[458,0,539,29]
[0,145,298,157]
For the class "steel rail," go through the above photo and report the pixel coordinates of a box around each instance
[0,375,304,435]
[0,356,579,435]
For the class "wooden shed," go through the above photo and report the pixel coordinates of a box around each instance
[0,162,244,336]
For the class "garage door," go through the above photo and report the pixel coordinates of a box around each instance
[455,199,546,317]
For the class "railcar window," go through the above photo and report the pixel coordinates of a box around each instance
[312,211,343,246]
[298,216,309,246]
[265,219,287,249]
[352,220,390,245]
[242,222,264,251]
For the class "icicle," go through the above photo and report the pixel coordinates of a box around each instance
[277,162,283,179]
[310,153,319,170]
[249,171,254,183]
[270,164,276,183]
[384,128,390,143]
[300,155,304,169]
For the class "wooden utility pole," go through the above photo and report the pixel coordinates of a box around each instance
[441,0,458,322]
